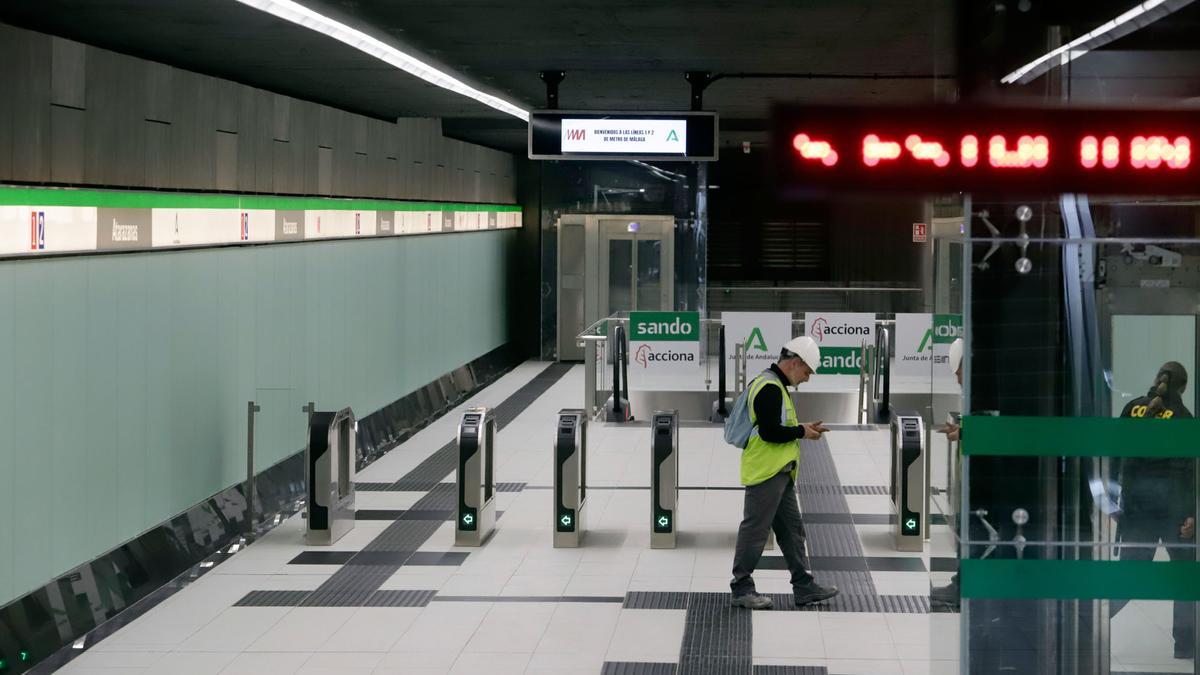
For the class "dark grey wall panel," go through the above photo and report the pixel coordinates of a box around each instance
[49,104,84,183]
[0,23,516,202]
[49,37,85,110]
[8,28,51,183]
[214,130,237,191]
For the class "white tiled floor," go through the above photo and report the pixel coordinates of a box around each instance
[64,361,979,675]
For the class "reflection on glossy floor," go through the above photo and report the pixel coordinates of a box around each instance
[59,362,961,675]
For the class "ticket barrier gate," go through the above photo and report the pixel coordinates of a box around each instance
[890,412,926,552]
[456,407,497,546]
[554,409,588,547]
[651,410,679,549]
[305,407,356,545]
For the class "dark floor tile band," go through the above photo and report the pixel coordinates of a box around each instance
[679,593,752,673]
[758,555,927,573]
[753,666,828,674]
[602,663,678,675]
[432,595,626,603]
[356,509,408,520]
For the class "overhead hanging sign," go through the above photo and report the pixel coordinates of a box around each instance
[774,105,1200,195]
[804,312,875,375]
[722,312,792,382]
[530,111,718,161]
[628,311,701,388]
[561,118,687,154]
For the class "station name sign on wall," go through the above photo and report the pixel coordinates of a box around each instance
[530,111,717,161]
[773,105,1200,195]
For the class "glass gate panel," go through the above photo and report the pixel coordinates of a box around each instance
[607,238,633,315]
[636,239,664,311]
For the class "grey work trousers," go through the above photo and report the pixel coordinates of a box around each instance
[730,468,815,596]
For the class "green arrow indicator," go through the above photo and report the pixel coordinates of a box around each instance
[18,652,28,662]
[657,515,670,528]
[905,518,917,531]
[560,515,572,527]
[462,513,474,526]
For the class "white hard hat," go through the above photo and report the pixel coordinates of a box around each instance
[782,336,821,371]
[949,338,964,374]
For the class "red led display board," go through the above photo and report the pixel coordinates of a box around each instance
[773,106,1200,195]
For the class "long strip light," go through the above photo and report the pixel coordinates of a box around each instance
[233,0,530,121]
[1001,0,1194,85]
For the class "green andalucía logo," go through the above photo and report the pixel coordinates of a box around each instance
[744,327,768,352]
[666,130,680,142]
[918,314,962,353]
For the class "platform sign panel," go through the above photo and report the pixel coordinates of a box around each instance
[629,311,700,388]
[96,208,151,250]
[804,312,874,375]
[561,118,687,155]
[722,312,792,383]
[530,111,718,161]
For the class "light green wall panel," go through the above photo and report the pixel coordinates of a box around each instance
[0,229,514,605]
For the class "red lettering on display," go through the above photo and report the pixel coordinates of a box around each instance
[792,133,838,166]
[1130,135,1190,169]
[960,135,979,168]
[988,134,1049,168]
[862,134,901,166]
[904,135,951,167]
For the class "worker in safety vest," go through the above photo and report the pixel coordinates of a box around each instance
[730,336,839,609]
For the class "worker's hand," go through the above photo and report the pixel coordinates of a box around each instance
[938,423,961,442]
[1182,517,1195,541]
[803,421,829,440]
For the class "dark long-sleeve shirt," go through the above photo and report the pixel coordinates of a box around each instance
[752,363,807,443]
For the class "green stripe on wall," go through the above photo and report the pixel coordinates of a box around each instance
[961,559,1200,600]
[0,185,521,212]
[962,415,1200,457]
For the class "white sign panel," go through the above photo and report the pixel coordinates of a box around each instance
[0,206,97,254]
[723,312,792,383]
[804,312,876,376]
[561,118,687,155]
[894,313,934,377]
[627,311,701,390]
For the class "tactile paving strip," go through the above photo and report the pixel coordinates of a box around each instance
[842,485,889,495]
[752,666,827,674]
[679,593,751,673]
[602,663,677,675]
[762,593,930,614]
[623,591,690,610]
[234,590,312,607]
[363,590,437,607]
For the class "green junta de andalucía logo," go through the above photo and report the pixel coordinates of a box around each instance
[918,314,964,352]
[666,130,680,142]
[744,327,768,352]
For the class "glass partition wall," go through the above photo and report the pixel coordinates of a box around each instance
[955,196,1199,675]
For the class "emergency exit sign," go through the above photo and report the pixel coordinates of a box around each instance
[912,223,927,243]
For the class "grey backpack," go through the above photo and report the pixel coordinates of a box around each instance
[723,371,780,449]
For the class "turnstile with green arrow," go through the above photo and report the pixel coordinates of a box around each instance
[651,410,679,549]
[456,407,496,546]
[553,409,588,547]
[890,411,926,552]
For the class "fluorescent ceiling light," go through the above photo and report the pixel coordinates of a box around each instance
[233,0,530,121]
[1001,0,1195,85]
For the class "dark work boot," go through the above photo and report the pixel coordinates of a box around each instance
[730,592,774,610]
[794,582,839,606]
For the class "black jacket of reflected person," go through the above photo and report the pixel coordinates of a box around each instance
[1118,393,1195,521]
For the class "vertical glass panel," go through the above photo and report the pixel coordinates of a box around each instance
[608,238,633,315]
[636,238,663,311]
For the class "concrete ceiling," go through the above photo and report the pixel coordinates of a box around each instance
[1,0,1197,153]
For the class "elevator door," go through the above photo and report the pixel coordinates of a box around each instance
[597,218,673,319]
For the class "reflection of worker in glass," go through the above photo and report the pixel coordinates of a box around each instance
[1112,362,1195,660]
[930,338,964,607]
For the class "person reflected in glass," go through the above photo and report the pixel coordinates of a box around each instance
[1111,361,1195,660]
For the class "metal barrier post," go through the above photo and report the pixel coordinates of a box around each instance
[305,407,357,545]
[554,409,588,547]
[651,410,679,549]
[245,401,261,533]
[456,407,497,546]
[891,412,926,552]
